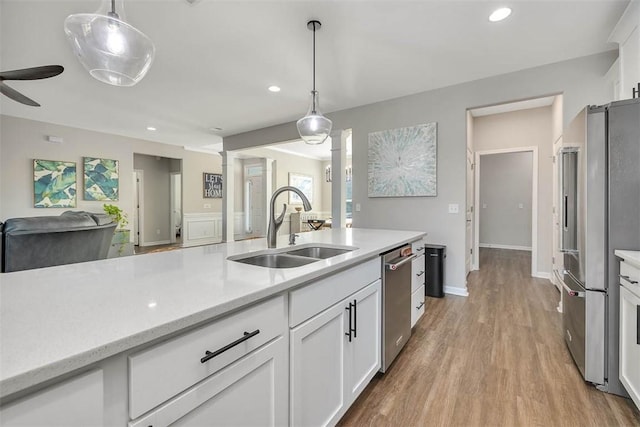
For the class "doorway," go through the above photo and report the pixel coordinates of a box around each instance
[170,172,182,244]
[474,147,538,276]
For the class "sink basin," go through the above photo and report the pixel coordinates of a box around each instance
[286,246,354,259]
[231,253,317,268]
[228,244,358,268]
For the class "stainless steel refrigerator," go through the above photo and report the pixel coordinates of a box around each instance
[558,98,640,396]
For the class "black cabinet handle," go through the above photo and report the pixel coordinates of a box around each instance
[636,305,639,346]
[200,329,260,363]
[416,301,425,310]
[620,274,639,285]
[352,299,357,339]
[417,270,425,277]
[345,304,352,342]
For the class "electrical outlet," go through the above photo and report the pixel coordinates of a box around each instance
[355,203,361,212]
[204,203,211,209]
[448,204,459,214]
[518,203,524,209]
[156,229,160,235]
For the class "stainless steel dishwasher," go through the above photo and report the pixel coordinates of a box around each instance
[381,244,415,372]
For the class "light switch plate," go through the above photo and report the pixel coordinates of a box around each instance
[448,204,459,214]
[355,203,361,212]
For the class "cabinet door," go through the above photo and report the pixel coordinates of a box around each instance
[411,285,426,327]
[130,336,288,427]
[0,370,103,427]
[290,302,347,427]
[345,280,381,402]
[620,285,640,410]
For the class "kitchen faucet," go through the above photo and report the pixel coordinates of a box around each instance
[267,186,312,248]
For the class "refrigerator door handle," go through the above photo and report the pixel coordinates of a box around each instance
[562,280,585,298]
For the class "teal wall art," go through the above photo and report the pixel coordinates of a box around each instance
[368,123,437,197]
[33,159,77,208]
[84,157,119,201]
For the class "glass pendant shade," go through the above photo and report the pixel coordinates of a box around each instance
[297,90,332,145]
[64,0,155,87]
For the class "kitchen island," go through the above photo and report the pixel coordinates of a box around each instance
[0,227,425,426]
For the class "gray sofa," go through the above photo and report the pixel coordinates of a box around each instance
[1,211,116,273]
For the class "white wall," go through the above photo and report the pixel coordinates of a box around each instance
[0,116,222,224]
[479,152,533,249]
[223,52,616,294]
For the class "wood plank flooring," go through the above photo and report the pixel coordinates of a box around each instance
[338,248,640,426]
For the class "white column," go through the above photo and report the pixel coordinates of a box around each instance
[331,130,348,228]
[221,151,235,242]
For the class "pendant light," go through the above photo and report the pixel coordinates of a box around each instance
[297,20,332,145]
[64,0,155,87]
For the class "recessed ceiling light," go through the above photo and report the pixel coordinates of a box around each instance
[146,126,156,131]
[489,7,512,22]
[268,85,281,92]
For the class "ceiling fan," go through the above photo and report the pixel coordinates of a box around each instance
[0,65,64,107]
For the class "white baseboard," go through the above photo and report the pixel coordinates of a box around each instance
[533,271,551,280]
[444,286,469,297]
[141,240,171,247]
[479,243,532,251]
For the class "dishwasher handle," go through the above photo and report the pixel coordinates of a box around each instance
[385,254,416,271]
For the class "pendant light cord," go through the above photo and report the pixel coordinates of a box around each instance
[312,22,316,92]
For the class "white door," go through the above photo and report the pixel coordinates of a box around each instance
[344,281,381,401]
[466,148,474,274]
[244,165,265,238]
[552,138,564,292]
[290,301,346,427]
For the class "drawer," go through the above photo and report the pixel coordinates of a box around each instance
[130,336,288,427]
[620,261,640,298]
[411,239,426,256]
[619,285,640,410]
[411,285,425,328]
[412,255,425,293]
[129,295,286,419]
[289,258,380,327]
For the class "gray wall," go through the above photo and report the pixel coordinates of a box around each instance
[0,116,222,223]
[134,154,172,244]
[223,52,616,293]
[473,106,553,274]
[479,152,533,248]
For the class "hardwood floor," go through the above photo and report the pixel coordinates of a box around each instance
[338,248,640,426]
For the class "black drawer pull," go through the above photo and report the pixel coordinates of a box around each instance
[200,329,260,363]
[416,301,425,310]
[620,274,639,285]
[417,270,425,277]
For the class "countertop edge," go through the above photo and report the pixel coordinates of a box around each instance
[615,249,640,270]
[0,231,426,399]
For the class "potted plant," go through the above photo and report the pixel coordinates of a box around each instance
[104,204,130,255]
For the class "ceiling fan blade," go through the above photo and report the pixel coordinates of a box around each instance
[0,65,64,81]
[0,82,40,107]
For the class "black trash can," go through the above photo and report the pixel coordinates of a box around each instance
[424,244,446,298]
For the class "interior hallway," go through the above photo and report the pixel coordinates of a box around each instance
[338,248,640,426]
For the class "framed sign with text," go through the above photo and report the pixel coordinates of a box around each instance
[203,173,222,198]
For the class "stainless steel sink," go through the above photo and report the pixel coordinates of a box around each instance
[228,244,358,268]
[230,253,317,268]
[285,246,354,259]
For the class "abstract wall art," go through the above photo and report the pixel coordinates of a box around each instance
[368,122,437,197]
[84,157,119,201]
[33,159,77,208]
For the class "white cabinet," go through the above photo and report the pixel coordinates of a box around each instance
[411,240,426,327]
[128,295,288,426]
[130,336,288,427]
[290,280,381,427]
[0,370,104,427]
[619,256,640,411]
[289,258,381,427]
[609,1,640,100]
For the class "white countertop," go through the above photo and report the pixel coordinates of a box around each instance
[615,250,640,269]
[0,228,424,398]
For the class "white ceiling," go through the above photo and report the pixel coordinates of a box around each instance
[0,0,628,151]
